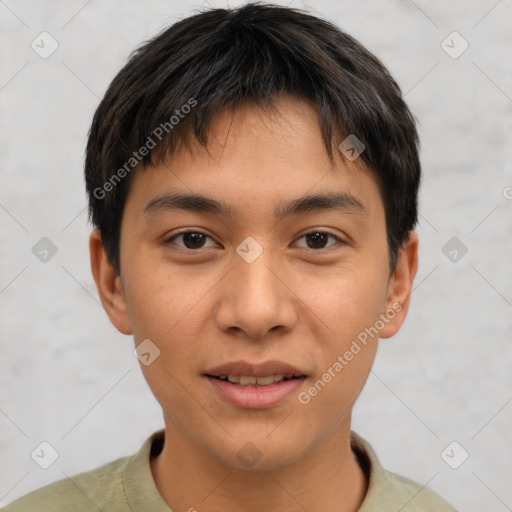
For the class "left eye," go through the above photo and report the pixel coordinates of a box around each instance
[294,231,342,250]
[165,230,342,251]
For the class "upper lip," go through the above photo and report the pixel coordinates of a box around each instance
[204,360,307,378]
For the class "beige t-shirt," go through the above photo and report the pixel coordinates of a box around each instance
[1,429,457,511]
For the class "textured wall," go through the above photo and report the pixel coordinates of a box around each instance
[1,0,511,510]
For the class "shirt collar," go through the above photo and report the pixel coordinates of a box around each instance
[123,429,418,511]
[123,429,171,511]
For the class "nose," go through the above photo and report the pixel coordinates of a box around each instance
[214,244,298,340]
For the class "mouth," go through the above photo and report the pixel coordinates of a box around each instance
[203,360,307,409]
[206,374,304,386]
[203,359,307,385]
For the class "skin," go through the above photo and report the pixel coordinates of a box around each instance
[90,96,418,512]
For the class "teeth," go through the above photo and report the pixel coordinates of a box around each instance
[219,374,294,386]
[255,375,278,386]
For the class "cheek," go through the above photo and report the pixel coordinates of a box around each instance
[301,265,388,343]
[129,271,206,422]
[296,305,379,430]
[295,262,385,411]
[125,263,217,401]
[124,259,212,342]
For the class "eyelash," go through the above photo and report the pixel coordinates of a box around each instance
[165,230,345,253]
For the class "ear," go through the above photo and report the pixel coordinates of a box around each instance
[379,230,419,339]
[89,230,132,335]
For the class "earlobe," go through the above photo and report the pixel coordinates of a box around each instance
[379,231,419,339]
[89,230,133,335]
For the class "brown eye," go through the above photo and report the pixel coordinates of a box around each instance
[166,231,216,251]
[305,232,328,249]
[295,231,343,250]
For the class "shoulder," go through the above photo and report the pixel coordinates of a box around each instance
[350,431,458,512]
[1,454,131,512]
[382,469,458,511]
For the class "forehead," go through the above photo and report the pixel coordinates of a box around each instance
[125,97,384,222]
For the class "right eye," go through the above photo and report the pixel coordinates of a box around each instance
[164,231,218,252]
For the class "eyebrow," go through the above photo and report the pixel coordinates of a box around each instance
[144,191,367,219]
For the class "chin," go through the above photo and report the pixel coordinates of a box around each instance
[213,432,310,472]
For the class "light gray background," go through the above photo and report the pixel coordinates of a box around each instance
[1,0,511,510]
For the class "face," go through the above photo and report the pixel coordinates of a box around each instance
[91,96,417,471]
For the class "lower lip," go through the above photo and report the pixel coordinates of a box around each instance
[205,376,306,409]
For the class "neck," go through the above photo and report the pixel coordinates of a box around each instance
[150,420,368,512]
